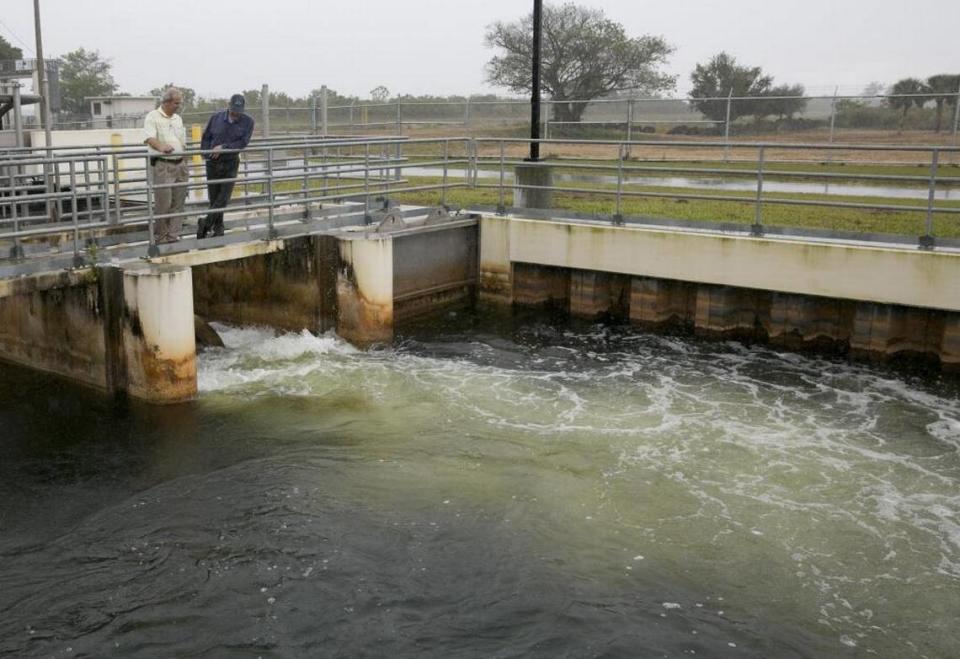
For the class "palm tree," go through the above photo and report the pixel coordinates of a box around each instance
[926,74,960,133]
[887,78,930,133]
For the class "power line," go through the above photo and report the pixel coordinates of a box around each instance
[0,19,36,56]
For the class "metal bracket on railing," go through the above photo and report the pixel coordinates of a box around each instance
[750,223,765,237]
[612,214,624,226]
[423,206,452,226]
[372,209,406,233]
[8,244,25,260]
[918,235,936,251]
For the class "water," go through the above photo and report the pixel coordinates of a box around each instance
[1,313,959,657]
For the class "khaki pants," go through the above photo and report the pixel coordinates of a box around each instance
[151,159,189,242]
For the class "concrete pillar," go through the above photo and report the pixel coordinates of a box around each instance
[479,216,513,306]
[850,304,944,362]
[118,264,197,402]
[511,262,569,310]
[570,270,629,320]
[337,236,394,346]
[767,293,855,352]
[941,316,960,372]
[629,277,697,328]
[694,285,770,340]
[513,163,553,210]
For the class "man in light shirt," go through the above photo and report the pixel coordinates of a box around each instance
[143,87,188,244]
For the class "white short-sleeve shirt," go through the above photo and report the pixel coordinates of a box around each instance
[142,108,187,156]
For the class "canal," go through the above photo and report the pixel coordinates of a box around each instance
[1,311,957,657]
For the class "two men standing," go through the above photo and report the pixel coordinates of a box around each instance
[197,94,255,239]
[142,88,254,243]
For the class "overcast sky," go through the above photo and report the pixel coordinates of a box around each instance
[2,0,957,100]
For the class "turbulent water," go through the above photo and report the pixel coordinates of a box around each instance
[1,312,958,658]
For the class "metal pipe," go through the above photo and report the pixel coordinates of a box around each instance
[614,144,624,224]
[145,155,157,256]
[529,0,543,161]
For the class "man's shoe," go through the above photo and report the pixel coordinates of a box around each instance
[196,218,209,239]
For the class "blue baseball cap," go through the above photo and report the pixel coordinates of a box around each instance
[229,94,245,112]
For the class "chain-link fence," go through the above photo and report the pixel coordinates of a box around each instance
[8,90,959,149]
[171,91,960,147]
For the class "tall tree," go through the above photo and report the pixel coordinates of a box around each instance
[926,74,960,133]
[757,84,807,121]
[484,2,675,123]
[689,52,773,122]
[886,78,929,132]
[58,48,117,114]
[150,84,196,110]
[0,35,24,60]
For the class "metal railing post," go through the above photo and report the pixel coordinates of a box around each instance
[614,143,624,225]
[441,140,449,207]
[920,148,939,250]
[302,146,311,221]
[310,94,318,135]
[146,155,158,257]
[69,161,83,267]
[111,151,121,224]
[625,99,634,159]
[497,140,506,215]
[99,156,109,228]
[266,147,276,237]
[396,99,402,135]
[752,145,765,236]
[363,143,371,221]
[8,170,23,259]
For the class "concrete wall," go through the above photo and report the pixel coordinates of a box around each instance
[481,215,960,370]
[0,263,197,402]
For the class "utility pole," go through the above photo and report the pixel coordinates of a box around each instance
[33,0,53,145]
[528,0,542,161]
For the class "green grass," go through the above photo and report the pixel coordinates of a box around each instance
[273,174,960,239]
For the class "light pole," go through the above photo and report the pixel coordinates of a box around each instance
[528,0,542,162]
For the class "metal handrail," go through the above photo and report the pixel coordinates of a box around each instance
[2,136,958,268]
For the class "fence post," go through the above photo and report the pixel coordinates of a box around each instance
[311,94,318,134]
[350,100,355,131]
[920,148,939,250]
[625,99,634,159]
[829,86,839,145]
[321,85,329,137]
[724,89,733,163]
[464,97,471,130]
[261,84,270,138]
[953,82,960,146]
[396,99,402,135]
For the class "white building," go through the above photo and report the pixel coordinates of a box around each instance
[86,96,157,127]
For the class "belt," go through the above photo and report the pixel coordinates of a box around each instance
[151,156,183,165]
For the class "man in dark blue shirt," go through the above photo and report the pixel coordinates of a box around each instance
[197,94,255,238]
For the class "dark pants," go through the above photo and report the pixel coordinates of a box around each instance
[198,158,239,238]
